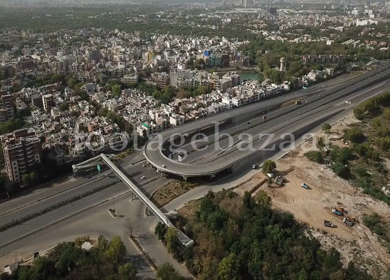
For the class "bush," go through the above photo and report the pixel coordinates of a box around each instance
[376,127,390,137]
[329,146,353,164]
[371,117,381,128]
[353,107,364,120]
[353,166,369,178]
[382,108,390,120]
[354,92,390,119]
[317,137,325,147]
[376,137,390,151]
[304,151,323,163]
[363,213,390,249]
[332,162,351,179]
[322,123,331,131]
[344,128,365,143]
[352,143,380,161]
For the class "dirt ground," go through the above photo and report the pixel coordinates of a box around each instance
[245,114,390,278]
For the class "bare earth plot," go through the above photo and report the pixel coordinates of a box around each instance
[244,114,390,278]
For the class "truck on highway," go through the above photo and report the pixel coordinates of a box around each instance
[262,116,267,120]
[295,100,301,105]
[252,164,258,169]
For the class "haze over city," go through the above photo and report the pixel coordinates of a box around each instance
[0,0,390,279]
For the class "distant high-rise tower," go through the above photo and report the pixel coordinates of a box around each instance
[280,57,286,72]
[269,7,278,15]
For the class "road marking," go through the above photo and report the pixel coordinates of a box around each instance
[335,82,386,106]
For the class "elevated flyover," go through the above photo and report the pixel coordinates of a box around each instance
[144,65,390,178]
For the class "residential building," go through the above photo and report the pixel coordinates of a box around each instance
[0,91,14,123]
[42,94,53,111]
[1,129,42,183]
[121,74,138,86]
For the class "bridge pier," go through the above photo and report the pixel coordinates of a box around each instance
[145,207,151,216]
[130,191,137,201]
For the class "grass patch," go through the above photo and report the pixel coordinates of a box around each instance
[304,151,323,163]
[151,180,198,207]
[280,97,305,108]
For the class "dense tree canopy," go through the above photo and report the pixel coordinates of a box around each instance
[157,190,370,280]
[0,236,138,280]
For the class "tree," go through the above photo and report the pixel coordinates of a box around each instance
[164,227,180,255]
[156,262,182,280]
[112,84,122,96]
[332,162,350,179]
[218,253,241,280]
[105,236,127,264]
[155,222,168,241]
[322,123,331,131]
[262,159,276,174]
[60,102,69,111]
[124,218,137,237]
[0,273,11,280]
[255,190,272,208]
[98,235,109,251]
[22,174,32,186]
[298,268,308,280]
[71,111,80,117]
[118,263,137,280]
[74,236,90,247]
[29,172,37,185]
[344,128,365,143]
[67,78,78,88]
[329,146,352,164]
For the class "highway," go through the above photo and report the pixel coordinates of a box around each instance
[0,160,168,244]
[144,66,390,177]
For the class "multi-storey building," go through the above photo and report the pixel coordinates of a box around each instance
[1,129,42,183]
[42,94,53,111]
[121,74,138,86]
[0,91,15,124]
[151,72,170,88]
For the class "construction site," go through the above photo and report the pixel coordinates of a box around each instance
[233,114,390,278]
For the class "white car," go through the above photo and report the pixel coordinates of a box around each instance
[141,176,146,180]
[161,164,166,168]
